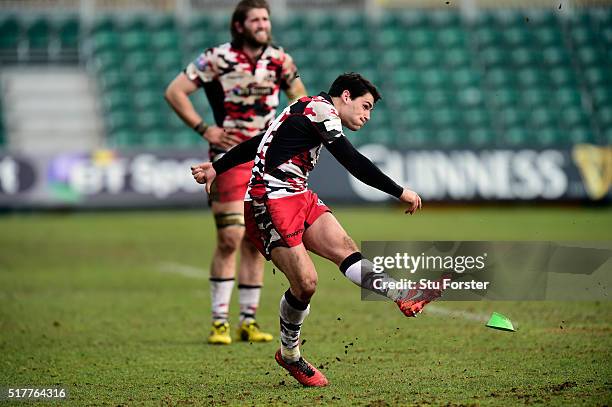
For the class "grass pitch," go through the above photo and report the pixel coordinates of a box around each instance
[1,207,611,406]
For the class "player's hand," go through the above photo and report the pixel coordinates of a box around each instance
[399,188,422,215]
[202,126,240,150]
[191,162,217,194]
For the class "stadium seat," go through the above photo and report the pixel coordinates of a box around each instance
[568,26,599,47]
[91,31,119,54]
[399,108,427,129]
[334,11,367,30]
[57,17,79,52]
[135,111,164,132]
[541,46,570,66]
[576,46,606,66]
[120,30,149,52]
[0,16,20,62]
[118,16,147,34]
[98,68,128,91]
[155,49,183,72]
[338,28,369,48]
[391,67,421,89]
[421,69,447,89]
[150,30,179,51]
[561,107,590,129]
[431,108,460,129]
[442,48,470,68]
[467,128,494,147]
[522,88,548,108]
[91,15,115,34]
[567,126,595,144]
[479,47,508,68]
[404,28,435,48]
[391,88,424,110]
[366,129,394,146]
[123,52,152,72]
[463,108,492,129]
[502,27,531,47]
[107,110,132,134]
[26,17,51,54]
[148,14,175,32]
[316,49,344,70]
[533,127,562,146]
[549,67,578,87]
[583,67,609,89]
[377,13,402,29]
[528,107,555,129]
[424,89,453,109]
[498,107,525,128]
[130,71,163,92]
[457,87,484,108]
[411,48,439,68]
[379,48,409,69]
[488,88,518,108]
[171,128,202,147]
[374,28,403,49]
[592,89,612,107]
[110,129,143,147]
[437,27,466,48]
[472,27,502,49]
[554,88,583,109]
[451,68,481,88]
[436,127,463,148]
[309,30,335,50]
[145,130,174,147]
[603,128,612,145]
[132,90,163,112]
[502,126,530,147]
[532,27,562,47]
[511,47,538,67]
[596,107,612,129]
[398,127,430,148]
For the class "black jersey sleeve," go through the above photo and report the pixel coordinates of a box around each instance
[324,136,403,199]
[212,134,263,175]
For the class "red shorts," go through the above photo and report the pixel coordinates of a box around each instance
[209,161,253,203]
[244,191,331,260]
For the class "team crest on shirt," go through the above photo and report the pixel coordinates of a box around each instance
[195,55,208,71]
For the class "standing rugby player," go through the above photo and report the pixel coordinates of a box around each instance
[165,0,307,345]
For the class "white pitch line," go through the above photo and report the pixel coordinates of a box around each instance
[156,261,209,280]
[425,305,490,322]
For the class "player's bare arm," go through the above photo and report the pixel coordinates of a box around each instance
[164,73,237,149]
[284,78,307,104]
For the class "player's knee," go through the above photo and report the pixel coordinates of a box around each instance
[295,275,317,302]
[241,238,260,257]
[217,229,243,255]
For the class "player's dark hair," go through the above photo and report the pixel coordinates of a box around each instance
[230,0,271,46]
[328,72,381,103]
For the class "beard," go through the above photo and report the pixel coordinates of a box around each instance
[242,28,271,48]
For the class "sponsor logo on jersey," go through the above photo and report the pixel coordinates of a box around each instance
[232,85,274,97]
[285,228,304,238]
